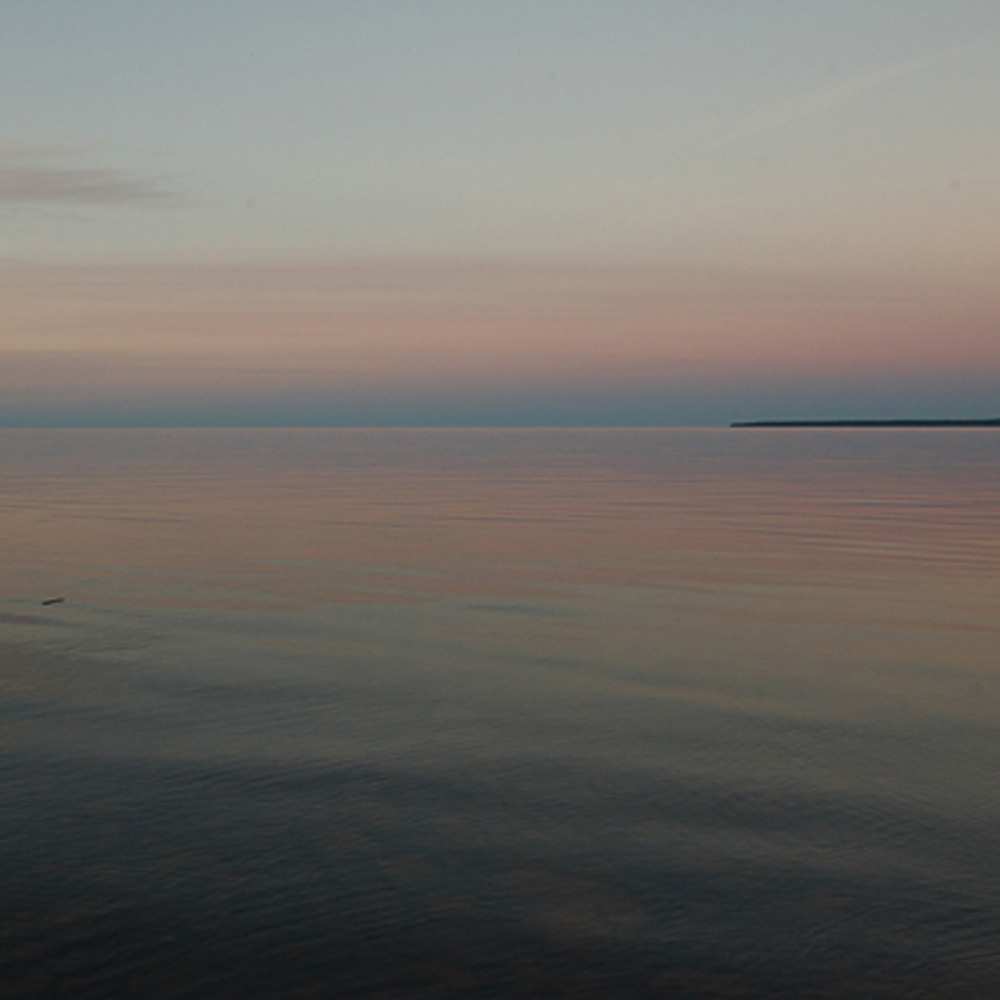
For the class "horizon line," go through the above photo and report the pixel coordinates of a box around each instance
[0,422,729,431]
[3,420,997,431]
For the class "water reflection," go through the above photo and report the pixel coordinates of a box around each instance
[2,429,1000,996]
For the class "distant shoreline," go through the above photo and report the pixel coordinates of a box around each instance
[731,419,1000,428]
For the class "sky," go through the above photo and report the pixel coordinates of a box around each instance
[3,0,1000,426]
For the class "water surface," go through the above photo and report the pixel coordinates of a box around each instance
[3,429,999,997]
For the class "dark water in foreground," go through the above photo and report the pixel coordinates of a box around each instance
[3,428,999,998]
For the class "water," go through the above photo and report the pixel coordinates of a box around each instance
[2,428,999,998]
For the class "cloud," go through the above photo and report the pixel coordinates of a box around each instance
[0,143,170,205]
[702,43,968,154]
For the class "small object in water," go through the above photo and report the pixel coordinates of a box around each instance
[41,597,66,606]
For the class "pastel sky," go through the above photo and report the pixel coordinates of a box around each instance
[4,1,1000,425]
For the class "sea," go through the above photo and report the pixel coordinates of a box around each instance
[2,428,999,998]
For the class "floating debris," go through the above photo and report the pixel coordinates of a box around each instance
[41,597,66,606]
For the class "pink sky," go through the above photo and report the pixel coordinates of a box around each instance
[4,256,1000,423]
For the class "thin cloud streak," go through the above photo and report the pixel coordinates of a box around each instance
[701,43,968,154]
[0,144,170,205]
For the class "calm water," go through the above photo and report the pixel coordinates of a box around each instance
[3,428,1000,998]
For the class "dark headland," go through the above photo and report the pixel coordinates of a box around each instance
[731,418,1000,428]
